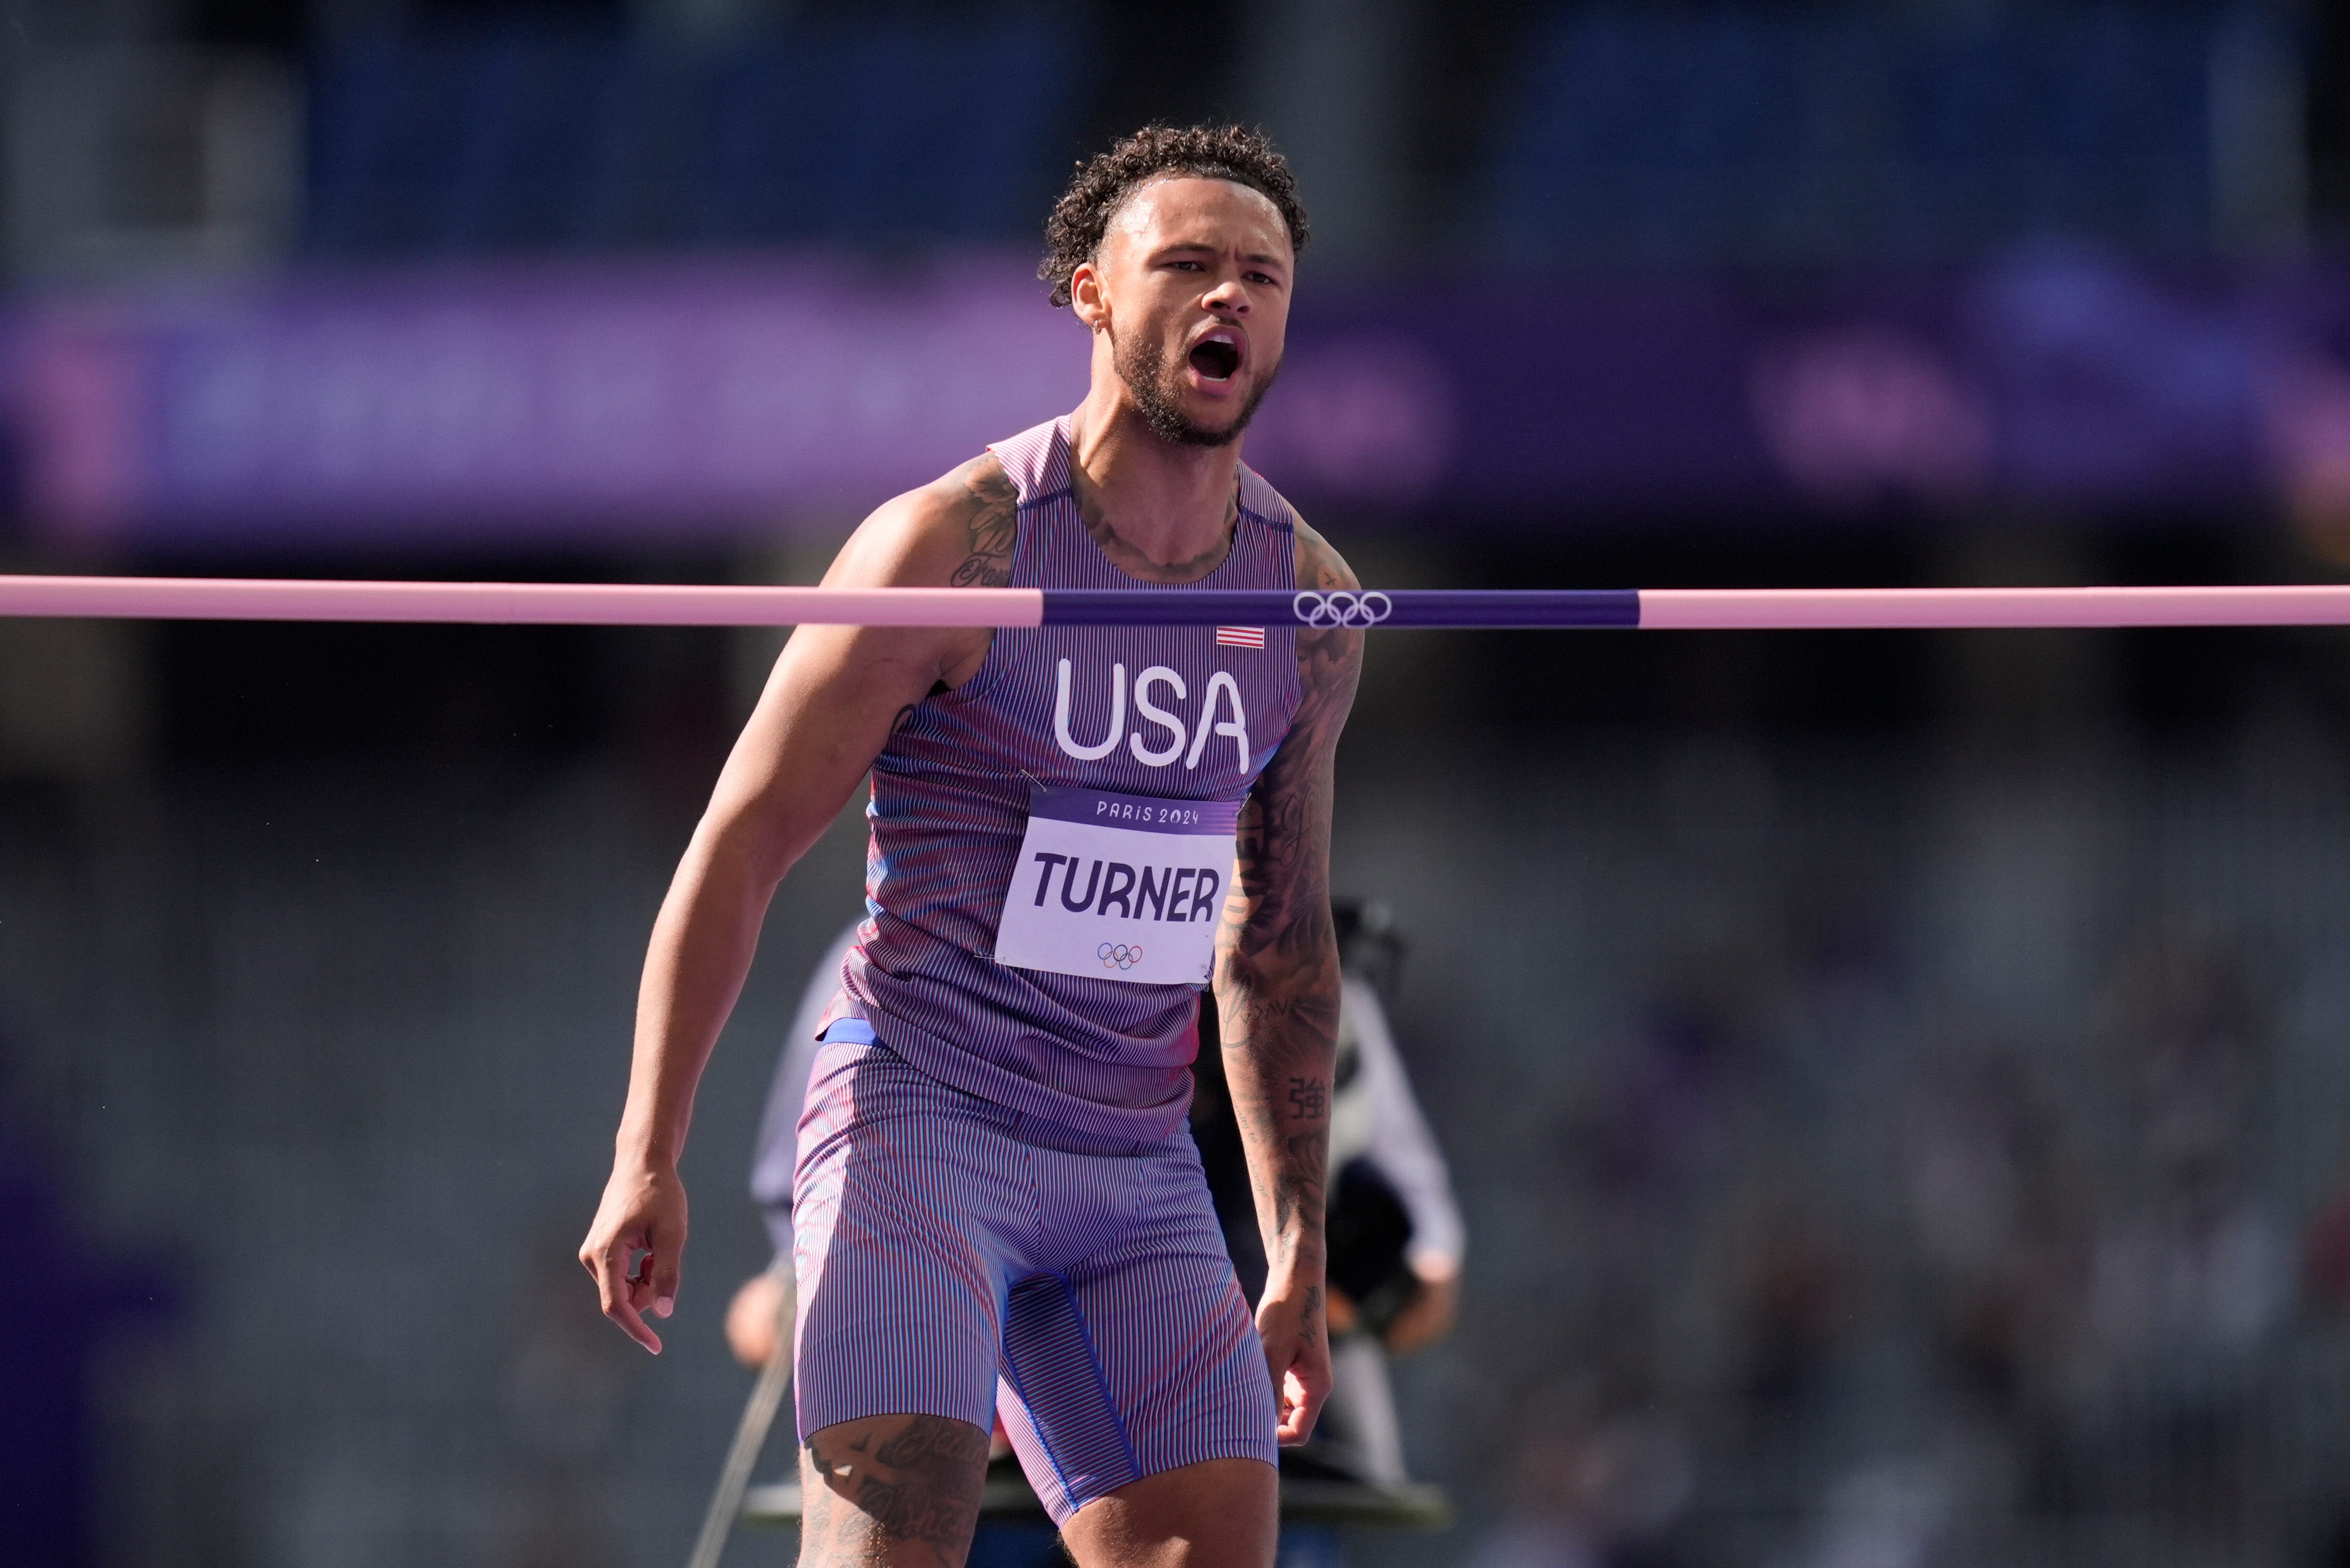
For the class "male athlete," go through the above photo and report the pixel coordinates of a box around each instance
[582,124,1363,1568]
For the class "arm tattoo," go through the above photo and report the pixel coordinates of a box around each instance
[947,461,1018,589]
[801,1414,989,1567]
[1213,518,1365,1281]
[1287,1076,1328,1120]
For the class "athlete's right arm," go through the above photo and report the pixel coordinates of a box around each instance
[580,454,1020,1353]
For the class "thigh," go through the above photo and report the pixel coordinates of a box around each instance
[995,1138,1278,1523]
[793,1052,1026,1440]
[799,1412,992,1568]
[1058,1456,1278,1568]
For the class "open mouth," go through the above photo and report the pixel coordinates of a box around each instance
[1188,337,1241,382]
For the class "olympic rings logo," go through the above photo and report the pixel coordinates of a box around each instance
[1098,942,1145,972]
[1292,590,1393,629]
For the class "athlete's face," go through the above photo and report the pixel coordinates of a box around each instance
[1073,177,1293,448]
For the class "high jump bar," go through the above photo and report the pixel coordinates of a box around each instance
[3,575,2350,630]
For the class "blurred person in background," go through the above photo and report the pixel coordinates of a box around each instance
[2055,933,2287,1541]
[583,123,1362,1568]
[1193,898,1464,1485]
[1897,1034,2088,1485]
[724,918,862,1373]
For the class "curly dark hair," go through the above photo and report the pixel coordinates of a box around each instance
[1040,124,1310,308]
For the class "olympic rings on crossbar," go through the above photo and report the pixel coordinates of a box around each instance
[1292,590,1395,629]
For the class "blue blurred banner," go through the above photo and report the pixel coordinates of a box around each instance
[12,250,2348,547]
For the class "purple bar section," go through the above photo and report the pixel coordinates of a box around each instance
[1390,590,1640,628]
[16,249,2350,544]
[1041,589,1640,628]
[1041,591,1305,627]
[1027,785,1241,836]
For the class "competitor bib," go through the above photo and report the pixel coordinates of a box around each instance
[994,784,1240,985]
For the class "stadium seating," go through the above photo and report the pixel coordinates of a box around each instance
[304,15,1085,256]
[1481,7,2246,262]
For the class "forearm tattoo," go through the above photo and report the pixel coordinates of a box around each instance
[1287,1077,1328,1120]
[1215,520,1364,1275]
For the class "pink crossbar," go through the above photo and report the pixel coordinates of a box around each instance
[0,575,1044,627]
[1638,585,2350,629]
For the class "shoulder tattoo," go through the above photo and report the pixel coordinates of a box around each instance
[949,460,1019,589]
[1292,518,1365,708]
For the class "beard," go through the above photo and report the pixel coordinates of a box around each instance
[1111,325,1281,449]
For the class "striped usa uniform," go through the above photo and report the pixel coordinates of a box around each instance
[792,417,1306,1521]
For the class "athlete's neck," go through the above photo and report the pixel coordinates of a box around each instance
[1066,398,1240,586]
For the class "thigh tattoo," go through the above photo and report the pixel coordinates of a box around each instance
[800,1414,991,1567]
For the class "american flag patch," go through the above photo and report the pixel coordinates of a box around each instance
[1215,625,1266,649]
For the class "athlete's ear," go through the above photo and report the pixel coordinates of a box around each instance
[1069,259,1110,333]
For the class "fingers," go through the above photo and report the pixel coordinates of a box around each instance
[1274,1376,1308,1445]
[648,1246,680,1321]
[583,1233,663,1355]
[1264,1335,1331,1445]
[626,1242,681,1329]
[1254,1284,1331,1444]
[1274,1364,1327,1444]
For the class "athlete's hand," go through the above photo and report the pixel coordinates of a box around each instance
[1255,1276,1333,1444]
[581,1159,689,1354]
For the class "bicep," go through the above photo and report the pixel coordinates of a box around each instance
[699,492,986,877]
[697,623,939,875]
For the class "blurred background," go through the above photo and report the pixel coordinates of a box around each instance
[11,1,2350,1565]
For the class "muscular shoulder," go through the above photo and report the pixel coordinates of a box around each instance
[821,452,1019,591]
[1288,514,1364,726]
[1292,515,1360,596]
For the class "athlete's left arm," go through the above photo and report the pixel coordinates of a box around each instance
[1215,518,1365,1444]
